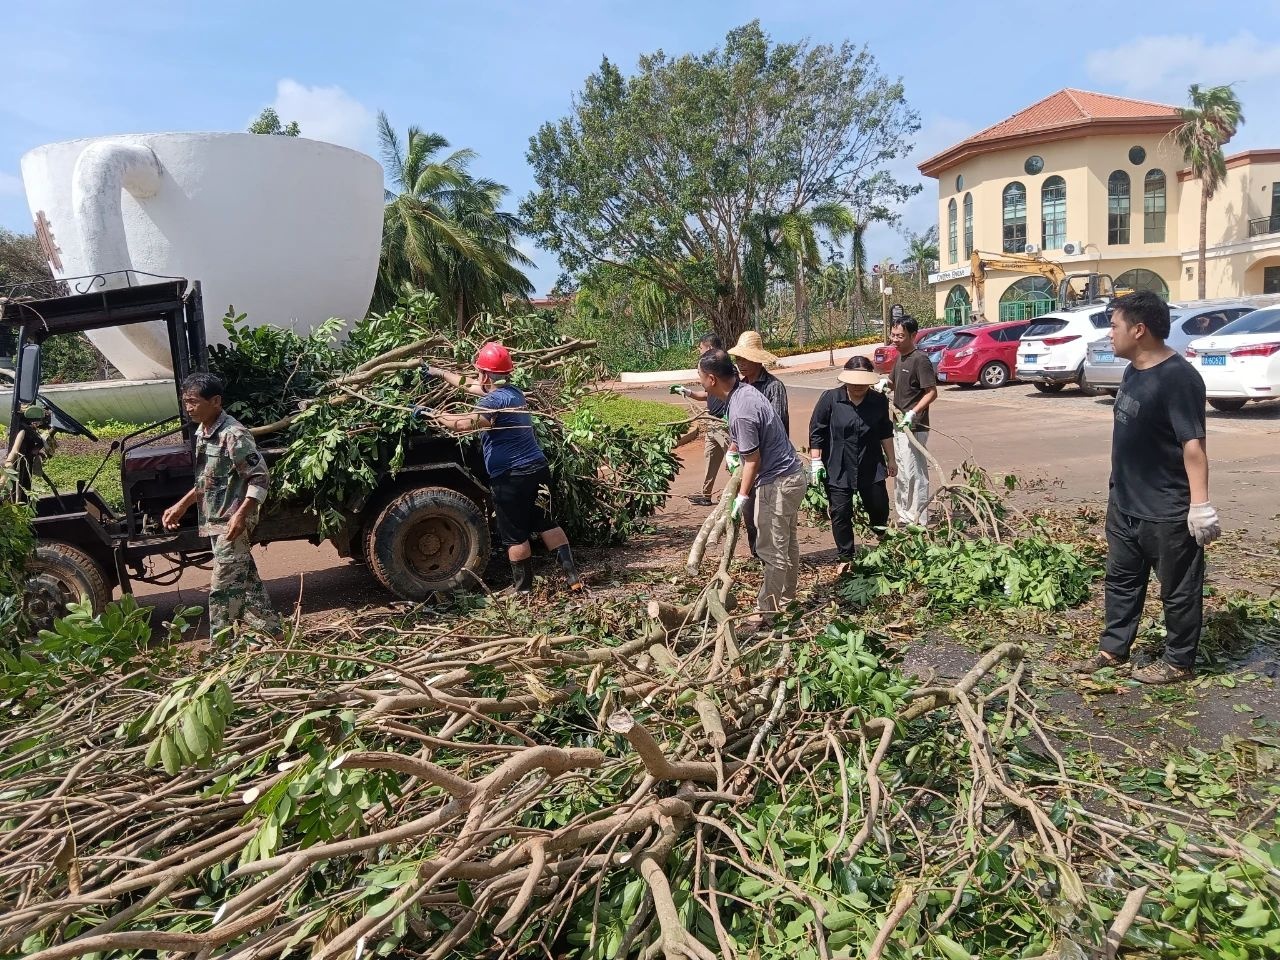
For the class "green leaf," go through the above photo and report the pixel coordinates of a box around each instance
[932,934,973,960]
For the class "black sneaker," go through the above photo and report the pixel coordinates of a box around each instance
[689,495,713,506]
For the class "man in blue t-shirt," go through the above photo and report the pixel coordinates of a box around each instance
[419,342,583,595]
[1071,291,1222,684]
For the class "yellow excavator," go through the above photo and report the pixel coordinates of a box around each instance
[968,250,1124,319]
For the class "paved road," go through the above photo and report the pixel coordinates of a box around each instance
[134,374,1279,626]
[636,371,1280,539]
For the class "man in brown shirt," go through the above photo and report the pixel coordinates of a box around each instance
[889,316,938,525]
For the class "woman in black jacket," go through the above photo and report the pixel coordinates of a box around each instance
[808,356,898,560]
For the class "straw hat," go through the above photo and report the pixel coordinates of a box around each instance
[727,330,779,366]
[837,367,881,386]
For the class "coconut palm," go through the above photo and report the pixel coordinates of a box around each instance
[1173,84,1244,299]
[904,228,940,291]
[374,112,533,326]
[750,203,856,346]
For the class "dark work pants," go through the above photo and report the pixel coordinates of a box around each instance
[828,481,891,559]
[744,490,758,556]
[1099,503,1204,668]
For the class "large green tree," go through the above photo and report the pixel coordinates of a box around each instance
[1174,83,1243,299]
[521,21,919,345]
[375,112,533,328]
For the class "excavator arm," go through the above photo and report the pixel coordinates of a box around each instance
[969,251,1065,318]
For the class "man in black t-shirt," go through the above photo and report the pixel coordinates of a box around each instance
[1072,291,1222,684]
[889,316,938,525]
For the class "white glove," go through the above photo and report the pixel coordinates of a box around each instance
[725,451,742,474]
[730,495,750,521]
[1187,502,1221,546]
[811,459,826,485]
[875,376,891,394]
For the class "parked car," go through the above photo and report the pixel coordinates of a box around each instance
[918,327,966,371]
[1186,305,1280,411]
[937,320,1031,388]
[872,325,950,373]
[1015,306,1110,393]
[1083,302,1258,395]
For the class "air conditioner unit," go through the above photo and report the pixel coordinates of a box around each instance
[1023,242,1040,255]
[1062,240,1087,256]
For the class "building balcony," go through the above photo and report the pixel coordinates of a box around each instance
[1248,215,1280,238]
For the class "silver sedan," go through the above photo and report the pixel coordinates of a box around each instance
[1082,303,1259,394]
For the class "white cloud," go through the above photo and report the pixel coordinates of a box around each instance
[262,79,376,154]
[1083,32,1280,153]
[1084,32,1280,99]
[0,171,23,197]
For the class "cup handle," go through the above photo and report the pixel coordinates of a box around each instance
[71,141,163,287]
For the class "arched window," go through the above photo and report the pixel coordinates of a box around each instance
[945,284,971,325]
[948,198,958,263]
[1041,176,1066,250]
[998,277,1055,322]
[1002,182,1027,253]
[1144,170,1166,243]
[1114,268,1169,298]
[1108,171,1131,245]
[963,193,974,258]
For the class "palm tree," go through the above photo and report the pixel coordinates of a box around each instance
[374,112,533,327]
[1173,84,1244,299]
[774,203,857,346]
[904,228,940,291]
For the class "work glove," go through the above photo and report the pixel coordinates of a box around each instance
[810,459,826,485]
[669,384,689,396]
[412,405,437,421]
[1187,502,1221,547]
[895,410,915,432]
[730,495,749,522]
[725,451,742,474]
[875,376,891,394]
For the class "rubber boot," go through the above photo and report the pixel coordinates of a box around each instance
[510,558,534,595]
[554,544,584,592]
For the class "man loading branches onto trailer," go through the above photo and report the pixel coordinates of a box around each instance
[162,373,282,641]
[417,342,584,595]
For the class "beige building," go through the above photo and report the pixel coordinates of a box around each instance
[919,89,1280,322]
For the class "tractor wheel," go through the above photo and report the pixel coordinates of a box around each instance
[367,486,489,600]
[26,543,112,629]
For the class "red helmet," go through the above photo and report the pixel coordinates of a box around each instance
[474,342,514,375]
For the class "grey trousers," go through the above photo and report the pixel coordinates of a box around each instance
[893,428,930,525]
[753,469,807,614]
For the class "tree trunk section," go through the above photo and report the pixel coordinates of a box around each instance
[795,273,808,347]
[714,291,751,347]
[1198,184,1209,300]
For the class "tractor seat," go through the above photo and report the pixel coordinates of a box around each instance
[123,443,193,474]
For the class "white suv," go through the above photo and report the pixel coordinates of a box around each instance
[1016,306,1111,393]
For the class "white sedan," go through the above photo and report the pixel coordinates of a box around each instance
[1186,306,1280,411]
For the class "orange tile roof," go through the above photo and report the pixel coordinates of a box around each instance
[919,89,1181,177]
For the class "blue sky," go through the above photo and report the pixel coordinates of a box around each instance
[4,0,1278,295]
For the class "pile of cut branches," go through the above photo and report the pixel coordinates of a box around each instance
[3,507,1279,960]
[208,292,680,545]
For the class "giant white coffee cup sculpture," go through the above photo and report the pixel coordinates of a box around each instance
[20,133,383,382]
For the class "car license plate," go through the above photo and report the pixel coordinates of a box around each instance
[1201,354,1227,367]
[1023,355,1037,364]
[1095,352,1114,364]
[937,372,948,381]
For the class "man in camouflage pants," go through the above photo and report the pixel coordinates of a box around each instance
[163,373,280,640]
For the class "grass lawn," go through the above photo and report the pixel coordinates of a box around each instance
[29,421,137,511]
[573,392,693,437]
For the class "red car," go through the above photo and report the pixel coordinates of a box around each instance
[937,320,1032,388]
[872,325,951,373]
